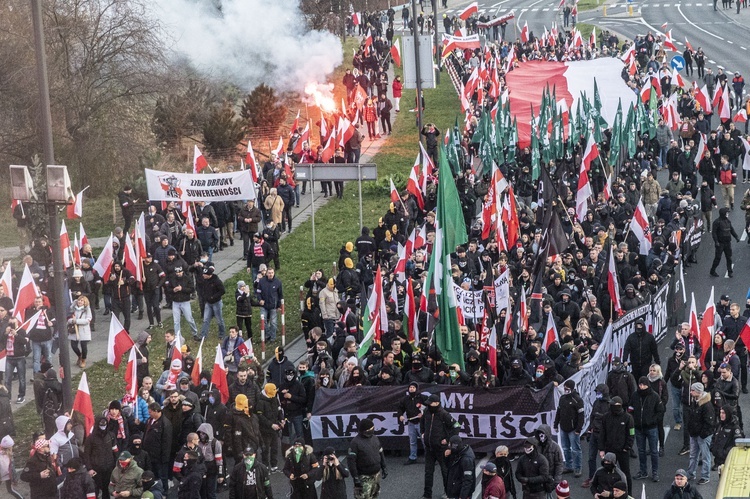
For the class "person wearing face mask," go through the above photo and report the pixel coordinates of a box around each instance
[228,446,274,499]
[583,385,611,488]
[503,358,533,387]
[671,355,702,455]
[204,387,228,447]
[228,395,261,464]
[489,445,515,499]
[267,347,294,386]
[177,450,205,499]
[554,379,584,478]
[598,397,635,494]
[84,416,118,499]
[420,394,460,498]
[622,319,660,381]
[348,419,387,499]
[140,470,164,499]
[316,369,333,389]
[128,432,151,474]
[257,383,282,473]
[606,357,637,408]
[630,377,664,483]
[534,424,564,492]
[278,368,308,446]
[397,382,426,465]
[109,450,144,498]
[283,438,321,499]
[438,363,470,386]
[590,452,627,499]
[664,343,687,431]
[445,435,476,499]
[195,423,223,499]
[297,361,316,420]
[172,432,204,481]
[515,437,552,499]
[21,437,57,498]
[403,352,434,384]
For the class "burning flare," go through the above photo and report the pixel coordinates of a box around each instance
[304,82,338,114]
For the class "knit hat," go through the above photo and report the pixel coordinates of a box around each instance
[690,382,705,394]
[563,379,575,390]
[66,457,82,471]
[109,400,122,411]
[556,480,570,498]
[358,418,375,433]
[0,436,13,448]
[613,481,628,492]
[639,376,650,386]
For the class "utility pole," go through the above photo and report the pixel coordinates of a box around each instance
[410,0,423,134]
[30,0,73,412]
[432,0,440,85]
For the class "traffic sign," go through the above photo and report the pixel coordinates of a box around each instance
[671,55,685,71]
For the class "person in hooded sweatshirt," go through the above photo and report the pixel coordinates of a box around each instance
[599,396,635,494]
[503,358,533,386]
[256,382,282,472]
[129,431,151,476]
[320,446,349,499]
[196,423,223,499]
[228,394,261,463]
[50,415,80,476]
[397,381,426,465]
[266,346,294,385]
[445,435,476,499]
[711,404,743,469]
[177,450,205,499]
[590,452,627,499]
[630,377,665,483]
[84,415,118,499]
[420,394,460,498]
[554,379,584,477]
[490,445,516,499]
[583,384,611,488]
[535,424,564,491]
[140,470,165,499]
[278,367,307,445]
[623,318,660,380]
[348,419,387,498]
[59,456,96,499]
[515,436,552,499]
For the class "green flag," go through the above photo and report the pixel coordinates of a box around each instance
[609,99,623,167]
[425,146,467,369]
[508,117,518,164]
[648,88,658,139]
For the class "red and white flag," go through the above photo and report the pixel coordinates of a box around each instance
[663,30,678,52]
[136,213,147,257]
[60,220,71,269]
[389,177,400,204]
[193,145,209,174]
[716,84,731,121]
[459,1,479,19]
[237,337,254,357]
[125,346,138,401]
[13,264,40,321]
[672,68,686,89]
[544,312,559,352]
[211,343,230,404]
[191,338,204,386]
[246,140,259,182]
[93,233,116,278]
[518,290,528,332]
[72,372,95,436]
[107,314,134,369]
[486,309,497,376]
[271,136,284,157]
[292,123,310,155]
[694,83,712,114]
[608,246,622,315]
[689,292,700,338]
[405,278,418,344]
[321,129,336,163]
[123,233,141,283]
[701,287,717,366]
[407,156,426,209]
[640,76,654,104]
[520,21,529,43]
[685,37,694,52]
[734,109,748,123]
[576,134,597,221]
[79,222,88,246]
[631,200,653,255]
[0,262,11,299]
[694,133,707,167]
[290,110,300,138]
[66,186,87,219]
[390,39,401,67]
[73,233,81,267]
[589,26,596,48]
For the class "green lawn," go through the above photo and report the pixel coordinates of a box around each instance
[577,0,602,11]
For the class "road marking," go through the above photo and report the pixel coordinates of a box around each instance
[532,7,539,11]
[724,264,734,278]
[543,7,550,10]
[472,456,491,499]
[728,40,734,44]
[677,4,724,39]
[709,59,716,64]
[696,2,703,4]
[741,230,747,241]
[742,46,748,50]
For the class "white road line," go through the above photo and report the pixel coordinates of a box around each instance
[724,264,733,278]
[742,47,748,50]
[741,230,747,241]
[532,7,539,11]
[677,4,724,39]
[543,7,550,10]
[709,59,716,64]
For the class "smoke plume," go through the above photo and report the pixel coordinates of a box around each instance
[155,0,343,93]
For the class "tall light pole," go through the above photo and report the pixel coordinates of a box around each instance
[410,0,423,134]
[30,0,73,411]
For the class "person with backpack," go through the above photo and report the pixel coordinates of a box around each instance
[196,423,223,499]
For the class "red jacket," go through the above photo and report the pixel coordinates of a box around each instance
[392,80,403,98]
[364,103,377,123]
[483,474,506,499]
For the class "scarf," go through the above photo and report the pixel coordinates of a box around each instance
[687,335,696,356]
[724,349,736,365]
[5,334,13,357]
[167,367,181,388]
[253,242,264,257]
[110,413,126,440]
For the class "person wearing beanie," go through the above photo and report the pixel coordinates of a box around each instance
[599,396,635,494]
[155,357,189,399]
[0,435,22,499]
[611,480,633,498]
[348,419,387,497]
[534,423,564,489]
[257,382,283,472]
[420,394,460,498]
[686,381,714,484]
[229,445,274,499]
[582,384,610,488]
[555,479,570,498]
[228,394,261,463]
[554,379,584,477]
[446,435,476,498]
[631,376,665,482]
[320,446,350,499]
[397,381,426,465]
[480,461,505,499]
[85,415,119,498]
[590,452,628,498]
[60,455,96,498]
[623,318,660,380]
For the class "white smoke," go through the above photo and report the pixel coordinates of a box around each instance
[155,0,343,93]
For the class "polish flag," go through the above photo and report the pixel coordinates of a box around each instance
[486,309,497,376]
[107,314,134,369]
[211,343,230,404]
[321,129,336,163]
[351,12,360,25]
[93,233,115,278]
[630,200,653,255]
[689,292,700,338]
[12,264,41,321]
[193,145,209,174]
[608,246,622,315]
[290,110,300,138]
[544,312,559,352]
[364,29,373,51]
[123,233,141,283]
[394,243,407,281]
[715,84,731,121]
[136,213,147,257]
[628,57,638,76]
[390,39,401,67]
[407,157,425,209]
[73,234,81,267]
[734,109,748,123]
[694,133,707,167]
[663,30,678,52]
[237,337,254,358]
[125,346,138,401]
[459,1,478,20]
[520,21,529,43]
[185,204,197,235]
[701,287,717,366]
[640,76,654,104]
[339,114,354,147]
[661,22,668,30]
[172,333,183,365]
[571,28,583,48]
[589,26,596,48]
[415,224,427,251]
[191,338,204,386]
[621,44,636,65]
[66,186,87,219]
[576,134,597,221]
[246,140,259,182]
[501,188,520,248]
[79,222,88,246]
[72,372,95,436]
[518,290,528,332]
[271,136,284,157]
[389,177,400,204]
[60,220,71,268]
[672,68,686,89]
[0,262,11,299]
[694,83,712,114]
[685,37,694,52]
[405,278,418,343]
[292,122,310,155]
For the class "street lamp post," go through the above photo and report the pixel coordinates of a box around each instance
[30,0,73,411]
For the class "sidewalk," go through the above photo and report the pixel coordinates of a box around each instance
[9,133,389,414]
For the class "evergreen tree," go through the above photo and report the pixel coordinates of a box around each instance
[202,103,244,155]
[240,84,287,134]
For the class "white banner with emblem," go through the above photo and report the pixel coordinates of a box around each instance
[145,168,256,202]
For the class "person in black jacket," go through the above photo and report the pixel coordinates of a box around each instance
[142,402,173,490]
[320,446,349,499]
[445,435,475,499]
[722,302,748,393]
[348,418,387,498]
[623,319,661,380]
[554,379,585,477]
[515,437,552,499]
[118,186,136,234]
[167,266,198,340]
[583,384,610,488]
[2,317,29,403]
[278,368,307,445]
[686,383,714,483]
[709,207,740,277]
[599,397,635,494]
[490,445,516,499]
[84,416,118,499]
[228,446,274,499]
[256,383,282,472]
[711,404,743,468]
[631,377,665,482]
[606,357,637,407]
[420,394,460,498]
[198,265,226,340]
[590,452,628,499]
[283,438,321,499]
[397,381,425,465]
[142,254,166,329]
[20,437,58,499]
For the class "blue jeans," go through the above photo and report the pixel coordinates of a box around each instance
[688,435,712,480]
[636,427,659,475]
[172,301,198,337]
[323,319,336,338]
[287,414,305,444]
[201,301,226,339]
[670,385,683,425]
[261,308,278,341]
[561,431,582,471]
[659,146,668,169]
[32,339,53,373]
[5,357,26,397]
[587,433,600,479]
[408,421,420,460]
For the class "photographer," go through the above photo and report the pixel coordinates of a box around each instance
[320,447,349,499]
